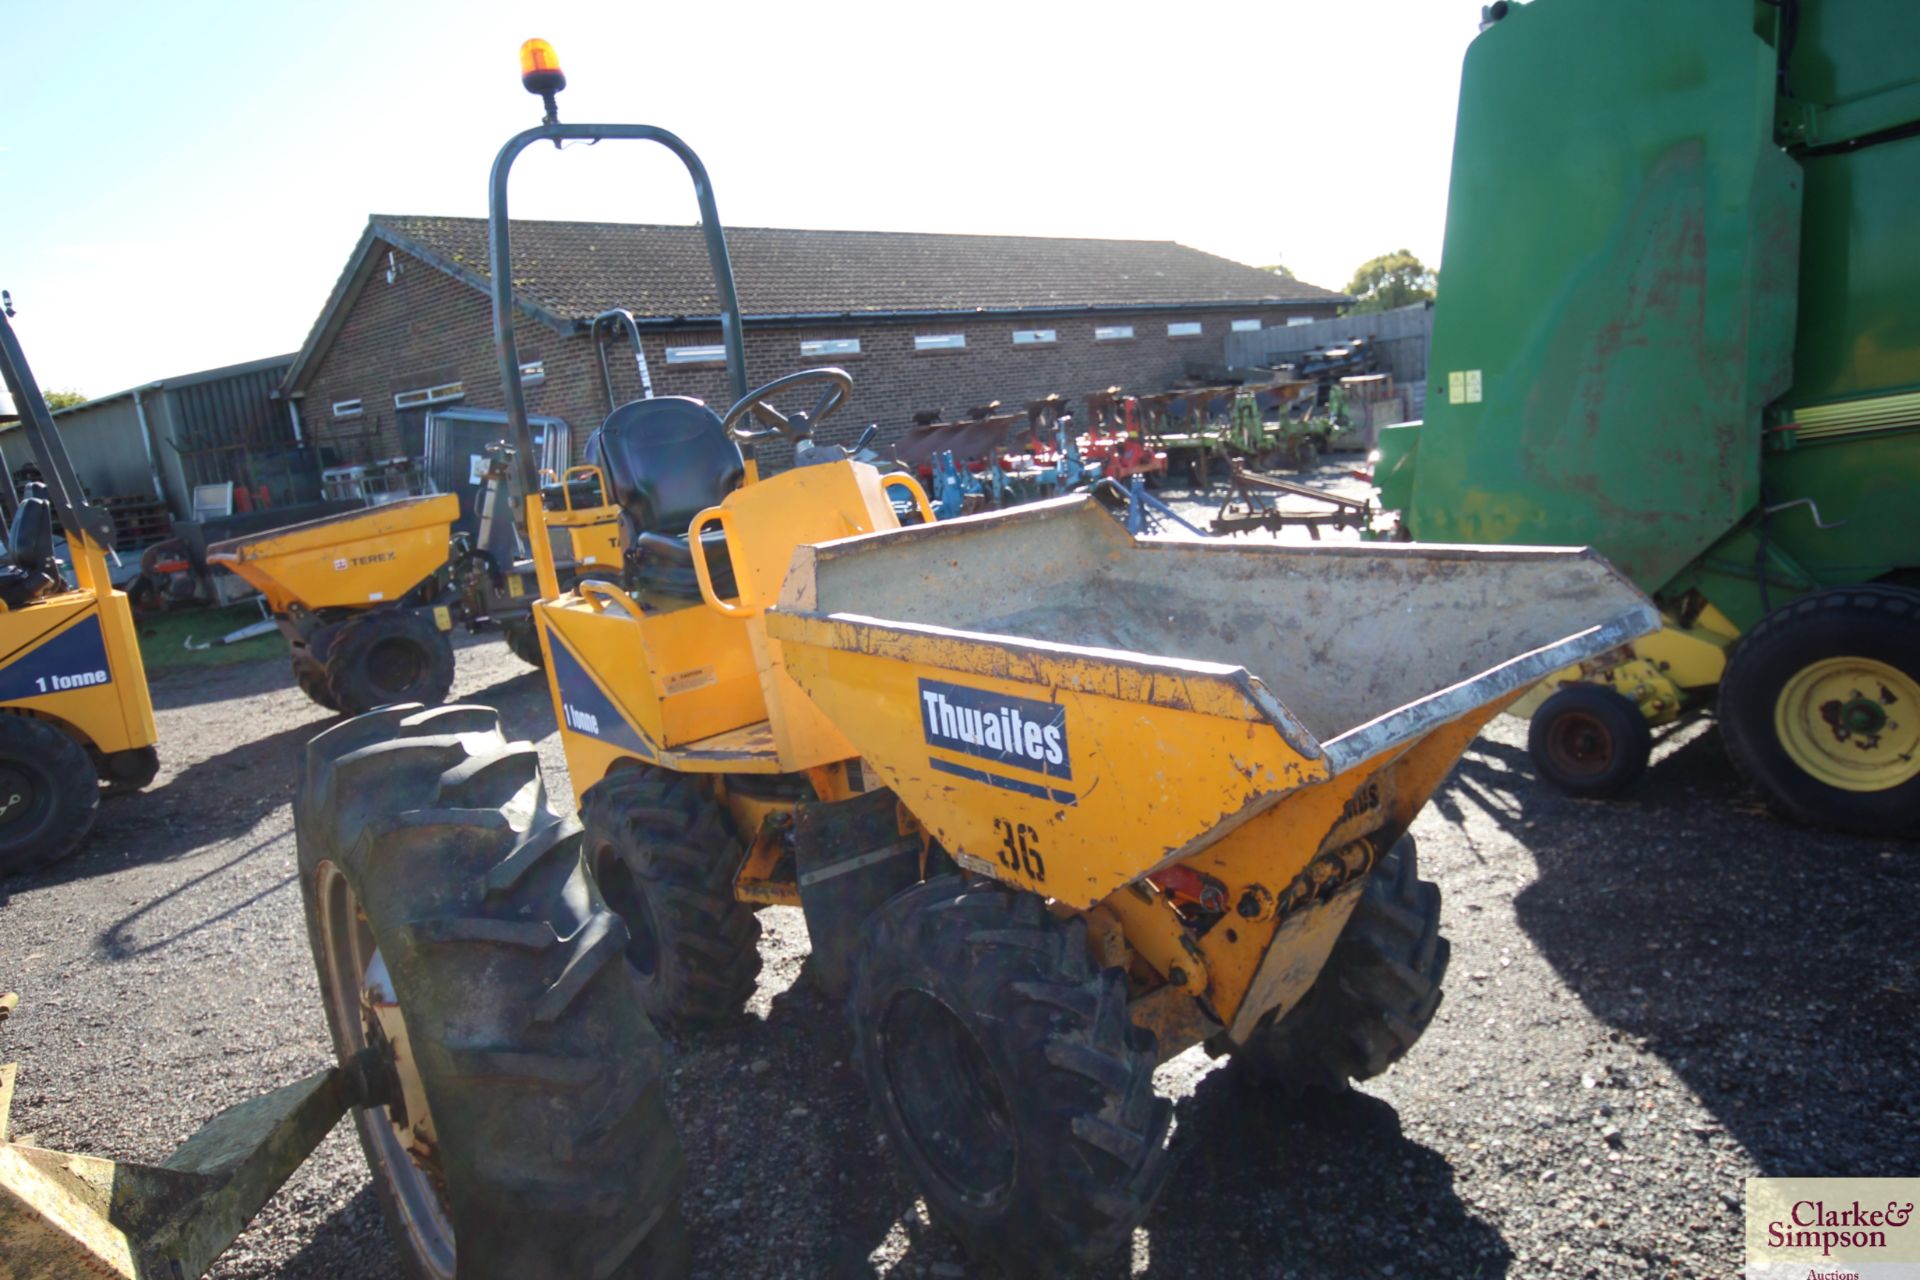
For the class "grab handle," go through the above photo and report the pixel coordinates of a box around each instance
[690,506,757,617]
[577,580,639,619]
[879,473,937,526]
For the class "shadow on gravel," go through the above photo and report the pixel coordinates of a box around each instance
[1455,732,1920,1178]
[276,1183,404,1280]
[1118,1070,1512,1279]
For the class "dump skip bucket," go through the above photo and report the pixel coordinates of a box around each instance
[207,494,459,613]
[769,496,1657,907]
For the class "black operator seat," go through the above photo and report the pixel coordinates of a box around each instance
[0,486,62,610]
[584,396,740,599]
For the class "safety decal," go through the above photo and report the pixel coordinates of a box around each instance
[547,628,655,758]
[0,614,112,704]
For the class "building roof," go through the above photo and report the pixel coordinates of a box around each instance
[284,215,1345,393]
[3,352,297,430]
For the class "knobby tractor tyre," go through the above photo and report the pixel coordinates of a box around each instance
[294,704,688,1280]
[849,877,1172,1276]
[500,616,544,669]
[580,765,761,1028]
[1236,835,1449,1092]
[1719,584,1920,836]
[293,656,342,713]
[1527,682,1652,800]
[0,716,100,877]
[324,610,456,716]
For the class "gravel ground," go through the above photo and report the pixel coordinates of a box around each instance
[3,489,1916,1278]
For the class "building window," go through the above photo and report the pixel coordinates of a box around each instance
[665,344,727,365]
[1286,315,1316,327]
[1094,325,1135,341]
[800,337,861,358]
[393,382,464,409]
[331,398,364,418]
[519,359,546,384]
[1012,329,1056,345]
[1231,319,1262,332]
[1166,321,1203,338]
[914,333,967,352]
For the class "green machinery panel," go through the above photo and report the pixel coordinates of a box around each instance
[1411,0,1801,592]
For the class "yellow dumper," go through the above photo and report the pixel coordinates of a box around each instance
[208,480,619,714]
[281,50,1661,1280]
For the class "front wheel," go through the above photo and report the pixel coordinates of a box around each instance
[1719,585,1920,835]
[1235,835,1449,1091]
[500,617,544,669]
[0,716,99,877]
[1527,683,1652,799]
[296,705,688,1279]
[849,878,1172,1276]
[324,610,455,716]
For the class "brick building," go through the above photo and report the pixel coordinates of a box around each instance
[281,215,1346,469]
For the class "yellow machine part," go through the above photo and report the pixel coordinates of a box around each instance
[0,573,156,758]
[205,494,459,613]
[533,460,915,794]
[1509,605,1736,724]
[540,472,624,574]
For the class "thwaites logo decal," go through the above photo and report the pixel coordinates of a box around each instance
[0,615,112,703]
[918,677,1075,805]
[547,628,655,759]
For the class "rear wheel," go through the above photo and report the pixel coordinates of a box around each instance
[500,617,543,669]
[1236,836,1449,1091]
[1527,683,1652,799]
[0,716,99,877]
[324,611,455,716]
[580,765,762,1028]
[296,704,687,1280]
[293,656,341,713]
[99,745,160,795]
[849,878,1172,1276]
[1719,585,1920,835]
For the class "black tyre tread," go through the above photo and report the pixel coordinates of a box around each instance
[500,617,544,669]
[323,610,456,716]
[0,716,100,877]
[580,765,761,1027]
[1718,584,1920,836]
[1527,683,1652,800]
[293,656,342,713]
[850,877,1172,1276]
[295,703,686,1280]
[1237,836,1450,1092]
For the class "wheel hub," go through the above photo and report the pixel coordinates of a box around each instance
[1545,710,1613,777]
[1774,656,1920,792]
[0,765,38,828]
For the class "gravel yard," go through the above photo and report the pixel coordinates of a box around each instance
[3,498,1916,1277]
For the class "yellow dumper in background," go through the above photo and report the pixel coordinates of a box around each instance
[209,468,621,714]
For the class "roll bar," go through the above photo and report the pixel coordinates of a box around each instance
[486,123,751,519]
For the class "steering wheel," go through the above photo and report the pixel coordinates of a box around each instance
[721,367,854,444]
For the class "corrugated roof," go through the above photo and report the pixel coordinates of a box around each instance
[373,215,1344,321]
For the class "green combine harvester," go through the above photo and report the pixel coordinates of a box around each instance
[1375,0,1920,835]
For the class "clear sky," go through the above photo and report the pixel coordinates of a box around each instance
[1,0,1482,398]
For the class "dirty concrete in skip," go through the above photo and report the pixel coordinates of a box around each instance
[1,474,1913,1279]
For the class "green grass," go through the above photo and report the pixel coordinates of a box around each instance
[135,602,284,671]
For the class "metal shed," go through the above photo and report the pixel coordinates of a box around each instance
[0,352,317,539]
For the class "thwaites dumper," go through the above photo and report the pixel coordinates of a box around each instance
[206,456,621,715]
[312,47,1658,1276]
[0,298,159,877]
[1376,0,1920,833]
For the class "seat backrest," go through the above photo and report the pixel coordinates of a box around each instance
[585,397,744,536]
[9,487,54,574]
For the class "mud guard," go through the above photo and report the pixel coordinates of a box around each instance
[794,787,924,997]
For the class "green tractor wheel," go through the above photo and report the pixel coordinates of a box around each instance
[1719,585,1920,835]
[296,704,688,1280]
[1527,683,1652,799]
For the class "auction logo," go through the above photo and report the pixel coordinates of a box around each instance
[1746,1178,1920,1279]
